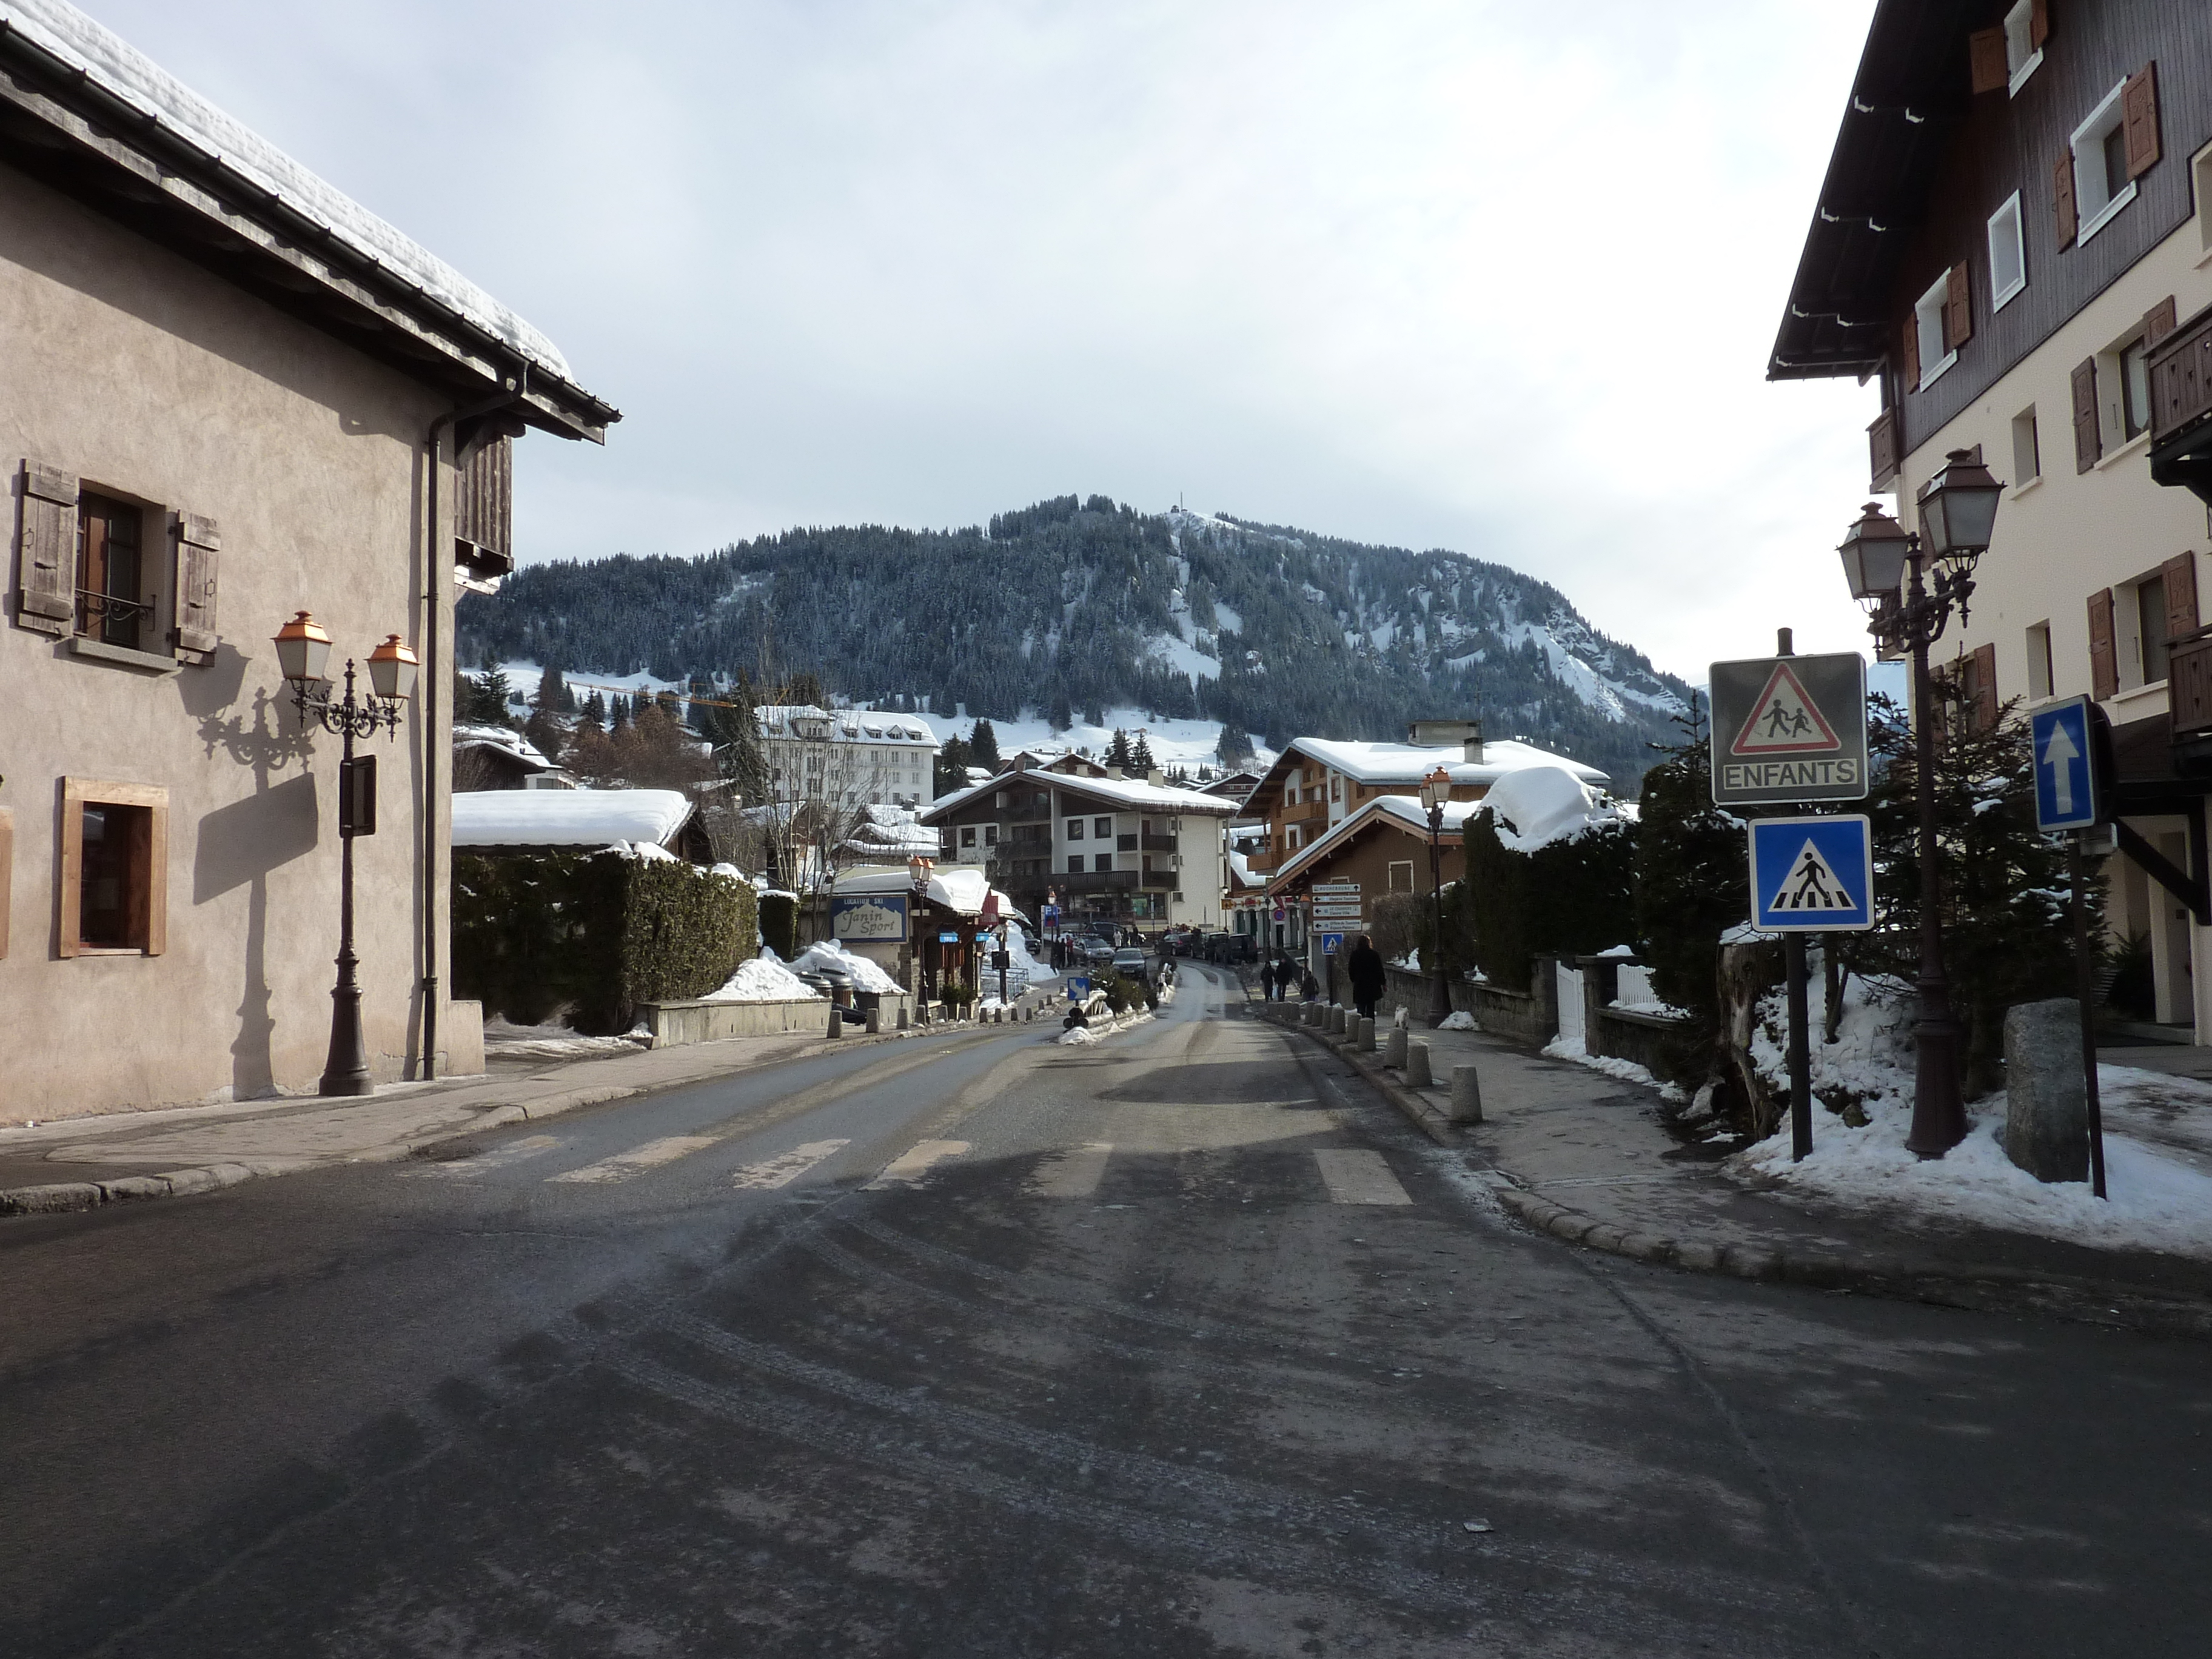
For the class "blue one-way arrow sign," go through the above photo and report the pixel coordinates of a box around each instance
[2029,695,2102,834]
[1748,815,1874,932]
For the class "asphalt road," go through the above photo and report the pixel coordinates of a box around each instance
[4,968,2210,1658]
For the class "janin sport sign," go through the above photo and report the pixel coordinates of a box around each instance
[1708,653,1869,806]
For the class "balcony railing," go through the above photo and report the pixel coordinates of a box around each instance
[1054,870,1137,894]
[2171,628,2212,739]
[2150,302,2212,448]
[1139,833,1178,853]
[1283,799,1327,825]
[1116,833,1139,851]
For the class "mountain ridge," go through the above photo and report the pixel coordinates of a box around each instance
[456,495,1694,791]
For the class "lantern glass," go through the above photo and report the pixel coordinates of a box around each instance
[272,611,332,685]
[1837,504,1910,605]
[366,634,419,702]
[1419,766,1452,812]
[1917,447,2003,560]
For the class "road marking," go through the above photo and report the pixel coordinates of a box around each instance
[1313,1148,1413,1205]
[731,1139,850,1190]
[1029,1142,1113,1198]
[865,1139,970,1189]
[401,1133,564,1179]
[548,1134,723,1185]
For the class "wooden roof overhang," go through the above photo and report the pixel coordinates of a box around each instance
[1768,0,1981,384]
[0,24,618,442]
[1264,805,1461,900]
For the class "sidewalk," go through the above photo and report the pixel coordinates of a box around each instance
[1260,1003,2212,1338]
[0,1004,1043,1219]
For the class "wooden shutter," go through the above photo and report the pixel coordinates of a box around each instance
[15,460,77,631]
[2124,64,2160,179]
[1971,642,1999,734]
[2054,152,2077,249]
[2164,551,2199,649]
[2088,588,2118,700]
[1868,407,1900,491]
[455,432,513,571]
[2030,0,2049,49]
[1902,316,1920,392]
[2144,295,2178,348]
[1969,29,2007,94]
[1944,261,1972,351]
[173,513,220,655]
[2071,358,2101,472]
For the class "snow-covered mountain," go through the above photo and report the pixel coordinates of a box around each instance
[457,494,1694,792]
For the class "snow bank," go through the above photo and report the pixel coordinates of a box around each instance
[790,940,901,994]
[702,956,822,1003]
[1478,765,1630,853]
[452,788,692,850]
[1056,1025,1101,1046]
[1438,1010,1477,1031]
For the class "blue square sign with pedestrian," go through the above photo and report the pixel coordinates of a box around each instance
[1748,814,1874,932]
[2028,694,2102,833]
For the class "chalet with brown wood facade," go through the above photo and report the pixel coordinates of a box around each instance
[1772,0,2212,1039]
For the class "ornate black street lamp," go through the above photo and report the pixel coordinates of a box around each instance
[1419,763,1454,1027]
[1835,447,2004,1156]
[274,612,418,1097]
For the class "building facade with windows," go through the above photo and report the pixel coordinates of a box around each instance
[756,705,936,808]
[918,756,1236,932]
[0,1,614,1119]
[1772,0,2212,1036]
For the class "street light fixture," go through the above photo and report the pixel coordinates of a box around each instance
[1832,449,2003,1156]
[1418,763,1454,1027]
[275,611,416,1098]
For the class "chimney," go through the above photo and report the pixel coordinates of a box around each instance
[1147,768,1164,786]
[1107,765,1123,780]
[1407,717,1483,762]
[1463,725,1485,765]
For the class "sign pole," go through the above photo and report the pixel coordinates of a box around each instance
[2070,834,2108,1199]
[1773,629,1813,1163]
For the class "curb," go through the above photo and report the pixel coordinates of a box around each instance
[1264,1010,1460,1145]
[0,1014,1031,1222]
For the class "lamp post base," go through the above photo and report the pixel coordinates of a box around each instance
[319,969,375,1098]
[1427,972,1453,1028]
[1904,998,1966,1157]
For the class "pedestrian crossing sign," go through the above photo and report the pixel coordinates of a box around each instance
[1747,814,1874,932]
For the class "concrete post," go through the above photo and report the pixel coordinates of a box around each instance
[897,1003,910,1031]
[1404,1040,1432,1088]
[826,1001,843,1039]
[1356,1016,1376,1052]
[1384,1027,1409,1069]
[1449,1065,1483,1124]
[866,1006,882,1034]
[2004,998,2090,1182]
[1328,1005,1344,1034]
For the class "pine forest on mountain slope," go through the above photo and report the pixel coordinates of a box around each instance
[457,495,1694,793]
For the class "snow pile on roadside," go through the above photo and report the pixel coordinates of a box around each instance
[1056,1025,1101,1046]
[790,940,901,994]
[1746,970,1919,1117]
[1438,1010,1477,1031]
[1731,1091,2212,1258]
[482,1017,645,1061]
[1541,1036,1675,1095]
[702,955,821,1003]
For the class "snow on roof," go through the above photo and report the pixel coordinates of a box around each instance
[920,766,1238,823]
[1285,737,1607,789]
[754,704,936,745]
[838,803,939,857]
[452,724,555,769]
[2,0,574,384]
[834,865,1026,922]
[452,788,692,849]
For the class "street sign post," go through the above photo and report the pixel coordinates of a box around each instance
[1709,652,1869,806]
[1748,815,1875,933]
[2029,694,2106,833]
[1319,933,1345,956]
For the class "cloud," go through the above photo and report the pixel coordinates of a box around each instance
[82,0,1883,680]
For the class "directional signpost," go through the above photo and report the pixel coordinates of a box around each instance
[2029,694,2112,1199]
[1712,634,1872,1162]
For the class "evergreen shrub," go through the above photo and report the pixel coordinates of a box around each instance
[759,891,799,960]
[453,853,757,1034]
[1463,813,1636,991]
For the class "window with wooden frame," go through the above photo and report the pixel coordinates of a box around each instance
[1908,264,1968,390]
[2060,68,2158,250]
[1387,860,1414,893]
[1971,1,2047,98]
[13,460,221,664]
[1987,192,2027,312]
[2011,405,2041,486]
[2026,623,2054,702]
[58,779,167,957]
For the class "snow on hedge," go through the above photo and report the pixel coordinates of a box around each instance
[702,956,821,1003]
[452,788,692,850]
[1477,765,1632,853]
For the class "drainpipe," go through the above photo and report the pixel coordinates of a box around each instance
[421,373,529,1080]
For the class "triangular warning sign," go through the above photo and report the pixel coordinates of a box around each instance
[1730,662,1842,757]
[1768,839,1857,913]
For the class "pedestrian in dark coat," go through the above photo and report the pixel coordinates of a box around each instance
[1259,960,1277,1000]
[1299,967,1319,1000]
[1346,934,1386,1021]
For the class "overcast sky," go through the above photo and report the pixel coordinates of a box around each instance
[88,0,1884,685]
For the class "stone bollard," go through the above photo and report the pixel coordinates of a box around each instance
[1404,1040,1432,1088]
[1356,1016,1376,1053]
[1384,1027,1409,1069]
[866,1006,882,1034]
[1327,1005,1344,1034]
[897,1004,910,1031]
[826,1001,843,1039]
[1449,1065,1483,1124]
[2005,998,2090,1182]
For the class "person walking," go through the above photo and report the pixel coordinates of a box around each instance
[1346,933,1386,1022]
[1259,959,1277,1001]
[1273,956,1295,1001]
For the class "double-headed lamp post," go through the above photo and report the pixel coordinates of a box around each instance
[907,854,934,1000]
[273,612,420,1098]
[1834,447,2005,1156]
[1418,763,1454,1027]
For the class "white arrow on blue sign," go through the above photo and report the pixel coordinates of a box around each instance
[1748,815,1875,932]
[2028,695,2102,833]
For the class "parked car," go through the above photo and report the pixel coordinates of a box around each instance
[1110,947,1148,977]
[1081,937,1116,966]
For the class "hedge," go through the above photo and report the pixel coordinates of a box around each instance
[453,851,758,1034]
[759,891,799,960]
[1461,811,1637,991]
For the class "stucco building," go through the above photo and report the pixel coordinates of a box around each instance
[1,1,614,1119]
[1771,0,2212,1039]
[756,704,937,808]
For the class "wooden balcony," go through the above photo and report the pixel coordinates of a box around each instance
[2170,628,2212,740]
[1282,799,1327,826]
[2150,302,2212,503]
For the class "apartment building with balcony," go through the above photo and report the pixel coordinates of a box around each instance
[917,754,1236,931]
[1772,0,2212,1039]
[756,704,936,808]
